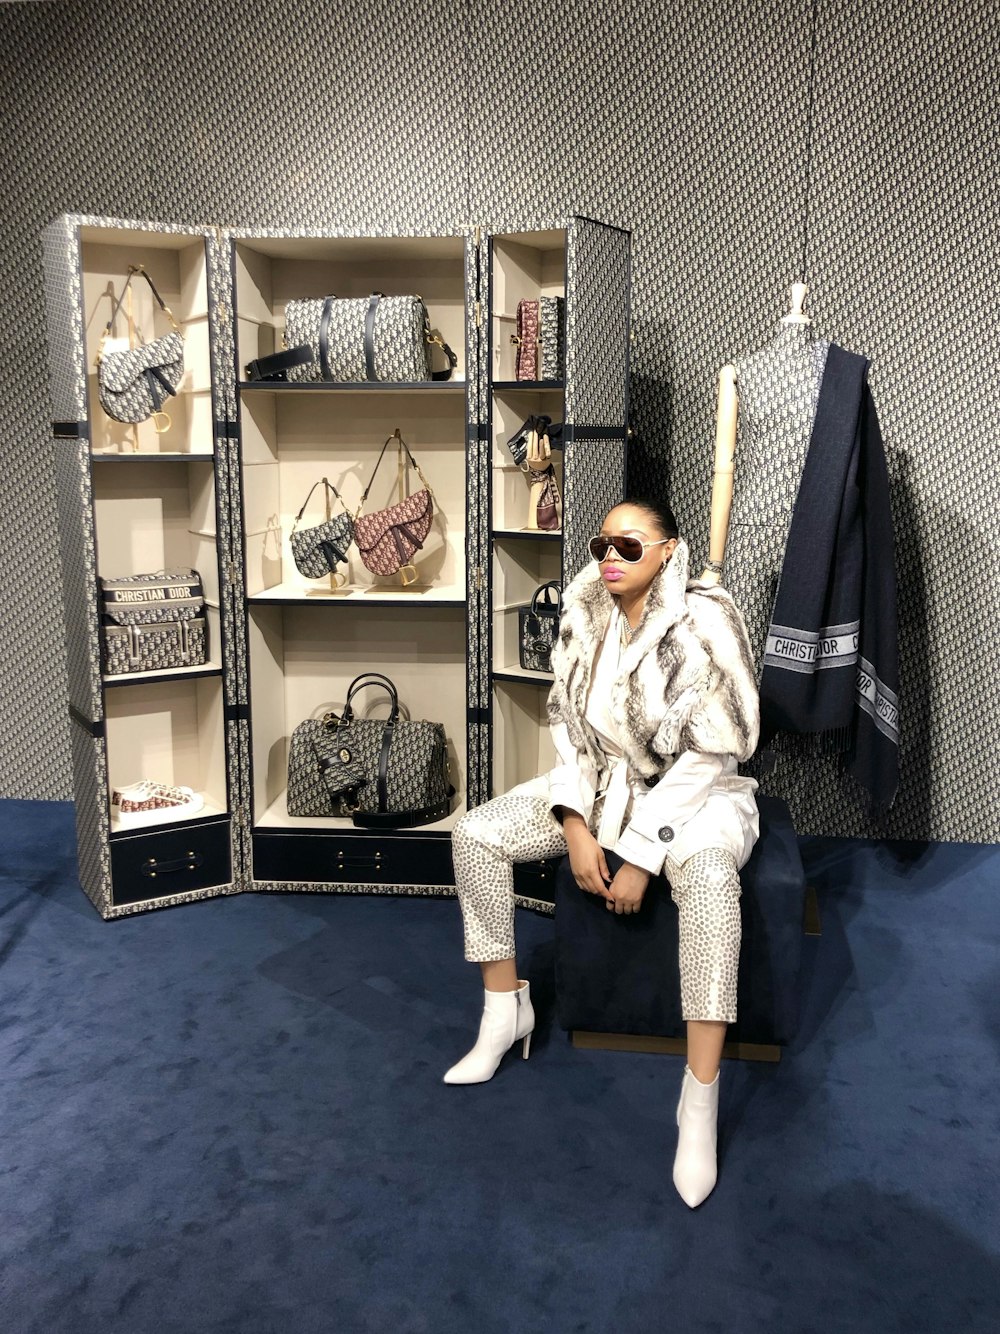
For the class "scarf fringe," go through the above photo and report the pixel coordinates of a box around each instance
[762,725,855,759]
[751,738,895,827]
[840,769,894,827]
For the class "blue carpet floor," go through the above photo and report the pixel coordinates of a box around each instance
[1,799,998,1333]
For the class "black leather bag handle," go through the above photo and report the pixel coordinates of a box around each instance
[337,672,402,816]
[530,580,562,615]
[339,673,400,725]
[356,429,432,517]
[290,477,350,534]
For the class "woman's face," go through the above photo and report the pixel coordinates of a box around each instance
[593,504,678,598]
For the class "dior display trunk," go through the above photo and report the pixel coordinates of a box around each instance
[45,214,630,917]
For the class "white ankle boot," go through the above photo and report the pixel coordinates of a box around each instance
[443,980,534,1085]
[672,1065,720,1208]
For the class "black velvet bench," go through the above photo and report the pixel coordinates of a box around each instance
[553,794,806,1062]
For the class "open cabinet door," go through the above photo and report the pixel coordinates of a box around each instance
[481,216,631,904]
[562,215,632,584]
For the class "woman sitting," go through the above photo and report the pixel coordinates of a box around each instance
[445,499,760,1208]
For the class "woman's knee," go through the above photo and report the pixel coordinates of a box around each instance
[672,847,741,905]
[452,803,510,862]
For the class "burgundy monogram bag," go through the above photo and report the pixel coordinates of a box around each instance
[514,299,540,380]
[535,464,562,530]
[354,430,436,583]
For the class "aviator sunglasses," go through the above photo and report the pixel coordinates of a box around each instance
[588,534,673,564]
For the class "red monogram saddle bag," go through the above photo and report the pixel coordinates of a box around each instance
[354,430,436,583]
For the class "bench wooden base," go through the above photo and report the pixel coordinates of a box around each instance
[571,1032,782,1063]
[804,884,823,937]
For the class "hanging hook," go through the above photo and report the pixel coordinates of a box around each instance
[781,281,812,325]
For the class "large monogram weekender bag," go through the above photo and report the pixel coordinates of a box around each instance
[286,673,453,828]
[99,568,206,675]
[97,265,185,425]
[245,294,456,384]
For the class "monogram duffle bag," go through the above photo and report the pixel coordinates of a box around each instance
[99,568,206,675]
[286,673,453,828]
[245,294,457,385]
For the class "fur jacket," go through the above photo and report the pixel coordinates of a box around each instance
[547,538,759,778]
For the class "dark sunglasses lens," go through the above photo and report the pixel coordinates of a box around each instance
[616,537,644,562]
[589,535,644,562]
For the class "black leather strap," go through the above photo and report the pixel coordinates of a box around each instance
[244,345,314,381]
[104,265,175,336]
[143,366,177,410]
[319,296,335,380]
[357,430,424,512]
[293,476,346,524]
[423,307,458,381]
[319,537,349,567]
[364,294,381,381]
[350,788,455,829]
[429,354,457,380]
[375,719,393,812]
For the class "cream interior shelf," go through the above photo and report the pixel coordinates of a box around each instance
[247,581,466,604]
[492,527,563,540]
[109,797,229,838]
[255,792,465,834]
[91,450,217,461]
[103,660,224,687]
[493,665,555,685]
[238,381,466,394]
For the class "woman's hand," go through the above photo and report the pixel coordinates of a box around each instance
[562,813,613,899]
[606,861,650,915]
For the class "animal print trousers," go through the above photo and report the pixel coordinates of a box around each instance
[452,792,742,1023]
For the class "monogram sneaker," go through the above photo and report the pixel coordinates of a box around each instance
[111,780,205,828]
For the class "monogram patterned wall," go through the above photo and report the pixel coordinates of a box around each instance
[1,0,997,843]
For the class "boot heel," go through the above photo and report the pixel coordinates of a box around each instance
[521,1031,532,1060]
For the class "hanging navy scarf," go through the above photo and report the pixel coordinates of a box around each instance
[758,343,900,817]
